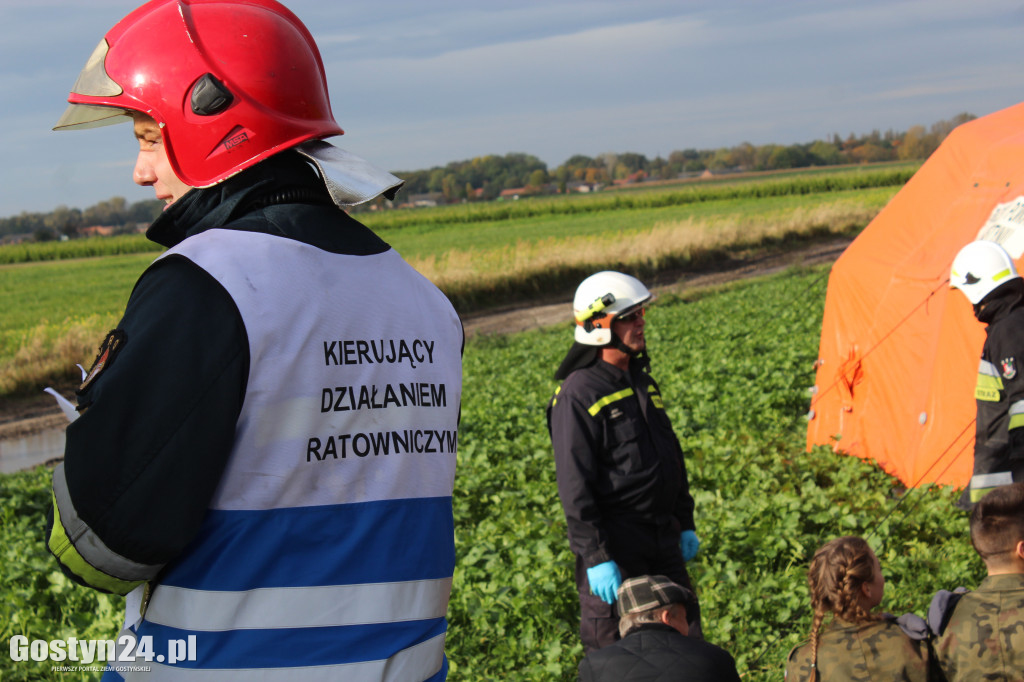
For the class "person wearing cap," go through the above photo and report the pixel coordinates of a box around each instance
[949,240,1024,508]
[45,1,463,679]
[547,271,700,652]
[577,575,739,681]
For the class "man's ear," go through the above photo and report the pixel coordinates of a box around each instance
[1015,539,1024,562]
[661,604,689,636]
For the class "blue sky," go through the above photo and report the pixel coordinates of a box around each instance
[2,0,1023,216]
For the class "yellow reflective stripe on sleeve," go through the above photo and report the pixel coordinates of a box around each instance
[969,472,1014,502]
[48,491,144,595]
[649,389,665,410]
[975,368,1003,402]
[979,359,1001,376]
[1010,401,1024,430]
[970,487,992,503]
[588,388,635,416]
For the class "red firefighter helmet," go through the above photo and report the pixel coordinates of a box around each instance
[53,0,344,188]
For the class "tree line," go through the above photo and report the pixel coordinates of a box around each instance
[0,197,164,242]
[392,113,974,202]
[0,113,974,240]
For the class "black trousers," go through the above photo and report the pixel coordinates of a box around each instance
[574,521,702,653]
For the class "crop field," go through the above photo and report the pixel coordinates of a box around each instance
[0,166,908,396]
[0,266,983,681]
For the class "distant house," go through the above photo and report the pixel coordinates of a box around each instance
[0,232,33,245]
[405,193,444,208]
[611,170,649,187]
[80,225,116,237]
[567,181,600,194]
[499,187,528,200]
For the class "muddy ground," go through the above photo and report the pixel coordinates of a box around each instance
[0,237,851,441]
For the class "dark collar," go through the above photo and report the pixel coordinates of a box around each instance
[976,279,1024,325]
[621,622,679,638]
[146,151,331,248]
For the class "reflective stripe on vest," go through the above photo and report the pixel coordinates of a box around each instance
[113,632,447,681]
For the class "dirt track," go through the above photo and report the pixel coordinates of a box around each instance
[0,237,851,441]
[459,237,850,336]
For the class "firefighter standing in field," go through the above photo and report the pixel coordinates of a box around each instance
[950,240,1024,508]
[45,1,463,679]
[546,271,701,651]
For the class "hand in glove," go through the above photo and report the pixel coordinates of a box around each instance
[586,560,622,605]
[680,530,700,562]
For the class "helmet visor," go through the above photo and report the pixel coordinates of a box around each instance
[616,304,647,322]
[53,39,129,131]
[53,103,133,131]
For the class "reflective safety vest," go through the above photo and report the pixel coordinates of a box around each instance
[125,229,462,680]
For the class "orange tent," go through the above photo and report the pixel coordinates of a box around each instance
[807,102,1024,488]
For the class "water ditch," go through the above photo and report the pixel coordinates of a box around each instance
[0,416,66,473]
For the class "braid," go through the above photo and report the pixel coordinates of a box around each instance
[804,536,882,679]
[808,609,825,682]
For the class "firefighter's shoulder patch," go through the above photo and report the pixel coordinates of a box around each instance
[1001,357,1017,380]
[79,329,127,393]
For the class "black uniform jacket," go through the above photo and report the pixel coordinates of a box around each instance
[48,151,393,590]
[547,356,695,569]
[577,624,740,682]
[974,281,1024,466]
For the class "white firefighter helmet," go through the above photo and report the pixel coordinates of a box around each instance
[573,271,652,346]
[950,240,1021,305]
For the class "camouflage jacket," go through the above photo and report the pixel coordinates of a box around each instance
[929,573,1024,682]
[785,615,934,682]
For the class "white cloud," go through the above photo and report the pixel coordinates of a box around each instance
[3,0,1024,215]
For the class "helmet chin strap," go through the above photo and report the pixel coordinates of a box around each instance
[609,332,634,355]
[609,332,651,372]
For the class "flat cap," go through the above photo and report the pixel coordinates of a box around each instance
[617,575,695,615]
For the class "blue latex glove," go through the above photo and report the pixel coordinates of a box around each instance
[586,560,622,605]
[680,530,700,562]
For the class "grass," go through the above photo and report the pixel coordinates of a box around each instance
[388,187,895,257]
[0,256,150,395]
[0,172,901,400]
[0,235,161,266]
[411,192,884,310]
[1,266,982,682]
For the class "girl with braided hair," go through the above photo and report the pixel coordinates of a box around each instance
[784,536,937,681]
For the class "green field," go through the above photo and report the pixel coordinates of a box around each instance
[0,166,907,396]
[4,163,981,680]
[0,266,981,681]
[380,187,896,256]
